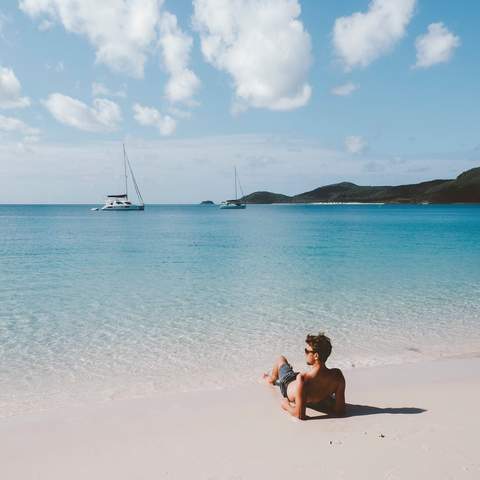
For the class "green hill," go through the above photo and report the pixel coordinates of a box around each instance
[240,167,480,204]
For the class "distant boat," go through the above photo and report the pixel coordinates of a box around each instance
[98,144,145,211]
[220,167,246,209]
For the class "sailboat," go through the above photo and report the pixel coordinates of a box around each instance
[220,167,246,209]
[97,144,145,211]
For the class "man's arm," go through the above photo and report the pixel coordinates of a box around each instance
[281,375,306,420]
[333,374,346,416]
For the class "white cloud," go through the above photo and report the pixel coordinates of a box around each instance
[0,66,31,109]
[19,0,163,78]
[192,0,312,111]
[331,82,359,96]
[0,114,39,136]
[159,12,200,104]
[345,135,368,154]
[92,82,127,98]
[414,22,460,69]
[333,0,416,70]
[133,103,176,136]
[43,93,122,132]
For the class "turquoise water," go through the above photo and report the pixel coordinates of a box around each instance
[1,204,480,416]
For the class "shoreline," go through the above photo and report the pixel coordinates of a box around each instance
[2,347,480,420]
[2,356,479,479]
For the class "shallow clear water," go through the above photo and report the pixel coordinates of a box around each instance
[1,204,480,416]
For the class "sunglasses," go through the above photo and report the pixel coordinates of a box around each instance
[304,348,316,355]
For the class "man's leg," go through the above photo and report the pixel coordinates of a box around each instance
[263,355,289,384]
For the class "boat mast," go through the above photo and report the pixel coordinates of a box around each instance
[123,143,129,199]
[125,147,145,206]
[234,166,238,200]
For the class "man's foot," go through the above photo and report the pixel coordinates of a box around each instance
[262,373,275,385]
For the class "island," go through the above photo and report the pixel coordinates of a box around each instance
[200,200,215,205]
[240,167,480,204]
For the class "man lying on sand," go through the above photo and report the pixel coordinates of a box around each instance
[263,332,345,420]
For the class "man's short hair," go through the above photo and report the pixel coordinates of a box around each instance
[306,332,332,363]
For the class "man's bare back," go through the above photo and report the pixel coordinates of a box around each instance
[263,333,346,420]
[286,364,345,410]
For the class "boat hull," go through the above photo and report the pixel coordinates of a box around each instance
[101,205,144,211]
[219,203,246,209]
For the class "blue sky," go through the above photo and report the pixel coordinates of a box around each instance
[0,0,478,203]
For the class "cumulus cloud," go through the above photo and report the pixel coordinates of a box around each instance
[331,82,359,96]
[414,22,460,69]
[43,93,122,132]
[133,103,176,136]
[159,12,200,104]
[19,0,163,78]
[0,66,30,109]
[345,135,368,154]
[333,0,416,70]
[192,0,312,111]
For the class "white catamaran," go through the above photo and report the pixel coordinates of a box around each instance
[96,145,145,211]
[220,167,246,209]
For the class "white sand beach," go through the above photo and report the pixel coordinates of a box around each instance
[1,355,479,480]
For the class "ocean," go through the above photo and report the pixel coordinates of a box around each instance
[1,204,479,416]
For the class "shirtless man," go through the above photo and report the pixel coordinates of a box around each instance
[263,332,346,420]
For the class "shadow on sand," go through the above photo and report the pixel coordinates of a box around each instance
[306,402,427,420]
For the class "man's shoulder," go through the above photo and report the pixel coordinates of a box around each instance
[329,368,345,383]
